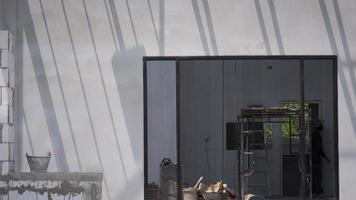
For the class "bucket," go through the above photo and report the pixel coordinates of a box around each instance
[182,188,197,200]
[26,156,51,172]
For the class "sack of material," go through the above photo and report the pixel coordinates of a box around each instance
[160,158,178,200]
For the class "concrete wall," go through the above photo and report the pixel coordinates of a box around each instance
[0,0,355,199]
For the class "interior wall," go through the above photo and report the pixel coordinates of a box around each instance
[179,59,335,197]
[304,59,335,194]
[147,60,177,184]
[180,59,223,185]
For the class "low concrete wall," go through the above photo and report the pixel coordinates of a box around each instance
[0,172,103,200]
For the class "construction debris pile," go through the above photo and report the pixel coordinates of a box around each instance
[148,158,268,200]
[182,178,236,200]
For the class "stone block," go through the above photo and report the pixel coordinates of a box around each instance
[1,87,13,105]
[0,68,9,87]
[0,143,9,160]
[0,31,9,49]
[9,105,13,124]
[9,69,14,89]
[0,161,11,175]
[1,124,15,143]
[2,161,15,174]
[9,144,15,161]
[0,49,14,70]
[0,104,10,124]
[0,31,14,52]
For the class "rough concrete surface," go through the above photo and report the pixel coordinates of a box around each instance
[0,172,102,200]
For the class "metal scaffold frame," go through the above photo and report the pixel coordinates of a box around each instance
[237,107,311,200]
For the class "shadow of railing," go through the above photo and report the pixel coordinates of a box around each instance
[81,0,129,182]
[202,0,218,55]
[22,0,69,172]
[38,0,82,171]
[22,112,34,155]
[59,0,117,199]
[267,0,284,55]
[191,0,209,55]
[319,0,356,138]
[125,0,138,46]
[254,0,272,55]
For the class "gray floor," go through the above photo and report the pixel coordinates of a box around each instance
[272,198,334,200]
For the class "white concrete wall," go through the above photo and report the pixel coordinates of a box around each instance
[0,0,355,199]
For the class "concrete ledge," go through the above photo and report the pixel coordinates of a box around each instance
[0,172,103,182]
[0,172,103,200]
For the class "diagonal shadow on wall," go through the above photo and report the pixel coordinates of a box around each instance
[267,0,285,55]
[81,0,129,182]
[38,0,82,171]
[21,0,69,172]
[254,0,272,55]
[145,0,160,52]
[332,0,356,138]
[159,0,164,55]
[59,0,114,199]
[201,0,218,55]
[22,112,34,155]
[145,0,164,55]
[319,0,356,138]
[105,0,147,164]
[107,1,146,195]
[191,0,210,55]
[125,0,138,46]
[107,0,125,50]
[16,1,24,170]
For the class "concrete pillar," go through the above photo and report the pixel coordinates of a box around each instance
[0,30,15,175]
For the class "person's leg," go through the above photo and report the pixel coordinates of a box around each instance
[312,163,322,194]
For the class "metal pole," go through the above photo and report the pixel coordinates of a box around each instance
[289,116,292,154]
[143,58,148,200]
[300,58,306,200]
[239,117,245,200]
[176,59,183,200]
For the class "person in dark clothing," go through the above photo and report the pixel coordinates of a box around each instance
[311,123,330,196]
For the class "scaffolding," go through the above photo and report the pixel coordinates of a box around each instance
[237,107,311,200]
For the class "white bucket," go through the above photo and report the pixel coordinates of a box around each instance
[182,188,197,200]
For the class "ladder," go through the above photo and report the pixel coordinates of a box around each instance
[242,120,271,197]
